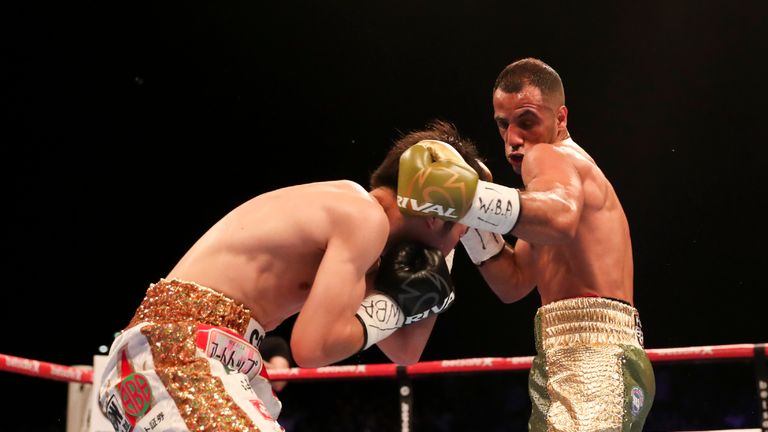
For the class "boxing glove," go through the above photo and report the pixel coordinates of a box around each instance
[355,241,454,350]
[397,140,521,234]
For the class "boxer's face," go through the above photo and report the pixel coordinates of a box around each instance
[492,85,564,174]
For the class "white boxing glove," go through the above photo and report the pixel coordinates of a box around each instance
[461,228,505,266]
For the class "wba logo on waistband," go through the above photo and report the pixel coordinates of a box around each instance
[397,196,458,218]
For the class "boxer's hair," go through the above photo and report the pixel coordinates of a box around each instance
[369,119,485,191]
[494,57,565,106]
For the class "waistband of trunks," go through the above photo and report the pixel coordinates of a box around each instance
[127,278,261,341]
[536,296,642,350]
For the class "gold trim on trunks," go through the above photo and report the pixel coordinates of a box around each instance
[128,278,252,336]
[539,297,641,351]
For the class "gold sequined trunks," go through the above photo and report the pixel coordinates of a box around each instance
[127,278,254,336]
[98,278,282,431]
[528,297,655,432]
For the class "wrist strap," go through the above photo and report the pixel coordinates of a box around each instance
[355,293,405,350]
[444,248,455,273]
[459,180,520,234]
[461,229,505,266]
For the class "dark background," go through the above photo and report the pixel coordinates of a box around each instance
[2,0,767,430]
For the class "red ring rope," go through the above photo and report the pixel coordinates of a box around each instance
[2,342,764,384]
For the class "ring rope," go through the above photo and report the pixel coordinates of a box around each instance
[2,342,764,384]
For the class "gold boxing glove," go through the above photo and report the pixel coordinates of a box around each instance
[397,140,520,234]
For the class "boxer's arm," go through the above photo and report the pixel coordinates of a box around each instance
[513,144,584,244]
[291,206,388,368]
[375,314,436,365]
[477,238,537,303]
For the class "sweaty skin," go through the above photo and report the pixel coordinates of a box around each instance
[167,180,461,367]
[481,85,634,306]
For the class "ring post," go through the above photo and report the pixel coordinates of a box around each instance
[397,365,413,432]
[754,344,767,432]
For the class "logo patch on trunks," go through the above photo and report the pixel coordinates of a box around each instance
[196,324,263,381]
[630,386,644,417]
[119,372,152,417]
[634,311,645,347]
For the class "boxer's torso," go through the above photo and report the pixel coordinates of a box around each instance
[166,180,383,330]
[531,140,634,305]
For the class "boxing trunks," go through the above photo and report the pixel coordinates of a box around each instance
[528,297,654,432]
[98,278,283,432]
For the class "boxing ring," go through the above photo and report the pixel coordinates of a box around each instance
[2,342,766,431]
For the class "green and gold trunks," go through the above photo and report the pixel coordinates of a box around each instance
[528,297,655,431]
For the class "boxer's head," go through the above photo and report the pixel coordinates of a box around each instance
[492,58,568,174]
